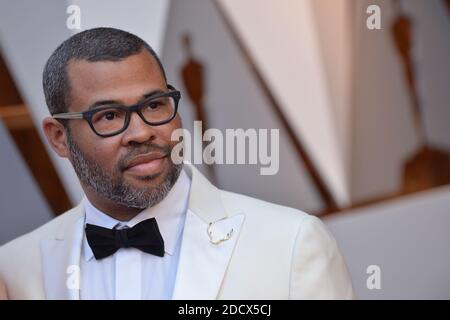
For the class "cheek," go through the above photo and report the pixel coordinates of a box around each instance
[163,118,182,146]
[87,140,122,170]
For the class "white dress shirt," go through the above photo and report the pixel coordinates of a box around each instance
[80,170,191,300]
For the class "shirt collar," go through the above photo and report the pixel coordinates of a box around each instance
[83,169,191,261]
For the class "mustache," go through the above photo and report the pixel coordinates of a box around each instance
[117,142,172,171]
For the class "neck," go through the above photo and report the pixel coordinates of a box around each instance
[83,188,143,221]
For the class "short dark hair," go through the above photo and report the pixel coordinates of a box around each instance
[43,27,167,115]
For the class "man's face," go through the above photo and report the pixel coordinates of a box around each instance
[64,50,182,209]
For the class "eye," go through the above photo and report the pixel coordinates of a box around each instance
[103,111,117,120]
[147,102,161,110]
[94,109,123,122]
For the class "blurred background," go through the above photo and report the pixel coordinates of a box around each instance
[0,0,449,299]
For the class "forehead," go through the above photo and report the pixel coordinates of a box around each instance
[66,50,166,109]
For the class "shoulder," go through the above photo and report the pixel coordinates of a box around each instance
[220,189,315,228]
[218,189,329,251]
[0,205,83,289]
[0,205,83,256]
[219,189,341,255]
[219,190,355,299]
[217,189,356,299]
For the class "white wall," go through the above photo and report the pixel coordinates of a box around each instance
[162,0,323,212]
[0,0,82,204]
[325,186,450,299]
[404,0,450,150]
[351,0,450,203]
[0,120,53,245]
[68,0,170,55]
[311,0,354,184]
[217,0,350,207]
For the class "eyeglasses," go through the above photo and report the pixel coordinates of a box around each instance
[52,85,181,137]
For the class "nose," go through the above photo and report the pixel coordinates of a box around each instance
[121,111,157,145]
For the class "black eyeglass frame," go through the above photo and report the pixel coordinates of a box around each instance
[52,85,181,137]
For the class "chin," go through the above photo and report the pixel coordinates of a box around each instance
[126,166,166,184]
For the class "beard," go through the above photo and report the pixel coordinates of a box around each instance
[66,129,183,209]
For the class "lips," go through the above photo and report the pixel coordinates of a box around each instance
[123,152,167,176]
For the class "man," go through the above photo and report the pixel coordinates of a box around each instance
[0,28,354,299]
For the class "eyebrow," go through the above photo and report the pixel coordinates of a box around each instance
[87,89,167,111]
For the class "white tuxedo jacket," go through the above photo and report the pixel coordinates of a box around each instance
[0,163,354,299]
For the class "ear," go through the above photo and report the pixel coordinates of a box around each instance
[42,117,70,158]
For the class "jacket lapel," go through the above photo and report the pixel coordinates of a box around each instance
[40,204,85,300]
[172,163,245,299]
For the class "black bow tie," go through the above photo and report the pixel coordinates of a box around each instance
[85,218,165,260]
